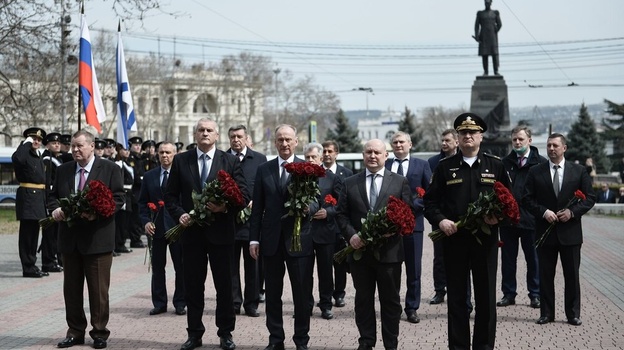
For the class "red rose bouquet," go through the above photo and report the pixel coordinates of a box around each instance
[39,180,117,229]
[428,181,520,244]
[145,200,165,272]
[324,194,338,206]
[415,187,426,198]
[165,170,245,243]
[535,189,586,248]
[334,196,415,263]
[283,162,326,252]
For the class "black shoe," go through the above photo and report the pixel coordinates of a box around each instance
[567,318,582,326]
[263,344,285,350]
[357,345,373,350]
[430,293,445,304]
[175,307,187,315]
[536,316,554,325]
[296,346,309,350]
[244,308,259,317]
[334,297,345,307]
[496,296,516,307]
[23,270,48,278]
[112,251,121,257]
[180,337,202,350]
[42,265,63,273]
[57,337,85,348]
[115,247,133,253]
[530,296,541,309]
[93,337,107,349]
[219,336,236,350]
[149,307,167,315]
[321,309,334,320]
[406,310,420,324]
[130,242,146,248]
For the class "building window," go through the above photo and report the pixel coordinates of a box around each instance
[151,98,159,115]
[193,93,217,113]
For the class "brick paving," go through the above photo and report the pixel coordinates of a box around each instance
[0,215,623,349]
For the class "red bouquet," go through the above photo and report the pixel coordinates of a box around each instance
[165,170,245,243]
[428,181,520,244]
[39,180,117,229]
[535,189,586,247]
[283,162,326,252]
[145,200,165,271]
[334,196,415,263]
[415,187,426,198]
[324,194,337,206]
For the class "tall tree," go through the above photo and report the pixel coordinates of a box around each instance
[566,103,609,172]
[326,109,361,153]
[602,99,624,158]
[398,106,426,151]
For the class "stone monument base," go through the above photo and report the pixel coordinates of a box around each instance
[470,75,511,157]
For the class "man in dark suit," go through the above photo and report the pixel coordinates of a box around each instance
[41,132,65,273]
[49,130,125,349]
[249,124,314,350]
[12,127,49,278]
[165,118,249,350]
[523,132,596,326]
[336,138,413,350]
[305,142,343,320]
[321,140,353,308]
[497,126,547,309]
[138,141,186,316]
[386,131,431,324]
[596,183,616,203]
[424,113,511,350]
[227,124,267,318]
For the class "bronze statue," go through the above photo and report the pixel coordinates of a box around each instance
[473,0,502,75]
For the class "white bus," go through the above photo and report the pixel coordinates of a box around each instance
[0,147,18,203]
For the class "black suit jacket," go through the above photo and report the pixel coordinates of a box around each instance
[138,167,176,237]
[308,171,343,244]
[226,148,268,240]
[336,169,413,263]
[50,157,125,254]
[596,189,616,204]
[249,157,313,257]
[522,160,596,246]
[385,157,431,232]
[164,148,249,245]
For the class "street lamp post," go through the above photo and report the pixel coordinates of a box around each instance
[273,67,281,126]
[353,87,374,116]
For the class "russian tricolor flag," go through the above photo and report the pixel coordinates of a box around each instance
[79,12,106,133]
[116,21,137,148]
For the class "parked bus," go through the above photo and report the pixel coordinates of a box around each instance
[0,147,18,203]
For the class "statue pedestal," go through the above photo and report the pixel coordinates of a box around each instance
[470,75,511,157]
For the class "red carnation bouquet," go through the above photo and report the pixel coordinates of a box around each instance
[535,189,586,248]
[324,194,338,206]
[39,180,117,229]
[283,162,326,252]
[145,200,165,271]
[415,187,426,198]
[334,196,415,263]
[428,181,520,244]
[165,170,245,243]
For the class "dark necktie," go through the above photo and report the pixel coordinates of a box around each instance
[396,158,406,176]
[78,168,86,191]
[236,152,243,162]
[200,154,210,186]
[369,173,378,208]
[161,170,168,192]
[518,156,525,167]
[280,162,289,187]
[553,165,560,197]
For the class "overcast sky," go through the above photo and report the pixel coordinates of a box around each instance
[86,0,624,112]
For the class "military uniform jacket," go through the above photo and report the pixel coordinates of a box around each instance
[12,141,47,220]
[424,150,511,245]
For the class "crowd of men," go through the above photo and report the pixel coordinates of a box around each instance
[12,112,596,350]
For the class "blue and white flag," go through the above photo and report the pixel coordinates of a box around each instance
[116,21,136,148]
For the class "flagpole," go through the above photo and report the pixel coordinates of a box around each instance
[77,2,84,131]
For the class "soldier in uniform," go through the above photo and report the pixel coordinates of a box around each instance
[103,139,117,160]
[94,139,107,158]
[141,139,158,171]
[59,134,74,163]
[175,142,184,154]
[12,127,49,278]
[114,142,136,254]
[186,143,197,151]
[424,113,511,350]
[40,132,64,272]
[127,137,147,249]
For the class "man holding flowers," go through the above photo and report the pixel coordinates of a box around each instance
[335,139,414,350]
[165,118,249,350]
[522,133,595,326]
[49,130,125,349]
[424,113,511,350]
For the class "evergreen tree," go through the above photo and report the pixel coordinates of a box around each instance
[602,99,624,157]
[398,106,426,151]
[326,109,362,152]
[566,103,609,172]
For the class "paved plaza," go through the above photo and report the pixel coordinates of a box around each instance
[1,215,623,349]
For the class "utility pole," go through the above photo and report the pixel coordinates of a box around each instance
[59,0,70,133]
[353,87,374,117]
[273,67,281,126]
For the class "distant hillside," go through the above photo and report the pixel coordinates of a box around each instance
[345,103,610,135]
